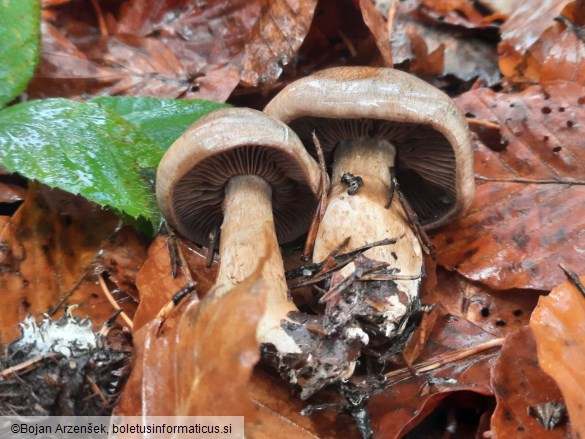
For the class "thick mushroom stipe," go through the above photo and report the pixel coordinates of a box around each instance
[157,108,360,397]
[314,139,422,336]
[215,175,300,354]
[265,66,474,347]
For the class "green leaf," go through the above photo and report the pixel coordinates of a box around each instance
[0,0,40,108]
[91,96,229,151]
[0,99,163,230]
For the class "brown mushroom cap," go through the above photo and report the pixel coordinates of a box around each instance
[264,66,474,229]
[156,107,321,245]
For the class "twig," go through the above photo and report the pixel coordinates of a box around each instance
[165,223,195,285]
[466,118,500,130]
[0,353,62,380]
[302,131,331,261]
[288,238,396,289]
[384,166,396,209]
[475,175,585,185]
[98,274,133,330]
[155,282,197,335]
[559,264,585,298]
[385,337,505,381]
[90,0,109,37]
[48,221,124,316]
[393,174,434,256]
[206,224,219,268]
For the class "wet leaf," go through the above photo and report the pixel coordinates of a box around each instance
[0,0,40,107]
[433,81,585,290]
[0,182,26,204]
[241,0,320,87]
[530,274,585,438]
[389,0,500,85]
[247,369,361,438]
[91,96,228,151]
[369,307,500,438]
[132,236,217,330]
[0,99,162,227]
[491,326,568,438]
[116,261,265,418]
[498,0,578,85]
[116,0,264,101]
[428,268,543,338]
[0,184,148,344]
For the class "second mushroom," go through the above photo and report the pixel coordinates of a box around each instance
[265,67,474,346]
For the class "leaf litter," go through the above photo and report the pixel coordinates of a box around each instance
[1,0,585,437]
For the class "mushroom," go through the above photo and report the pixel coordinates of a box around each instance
[156,107,322,354]
[265,67,474,341]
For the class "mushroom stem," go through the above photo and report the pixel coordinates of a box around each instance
[313,139,423,331]
[213,175,300,354]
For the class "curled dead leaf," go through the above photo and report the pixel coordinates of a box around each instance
[530,273,585,439]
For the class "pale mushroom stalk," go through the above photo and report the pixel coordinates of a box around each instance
[314,138,423,332]
[265,66,475,344]
[213,175,300,353]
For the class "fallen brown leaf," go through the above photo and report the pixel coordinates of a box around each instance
[0,184,147,343]
[433,81,585,290]
[490,326,568,437]
[388,0,500,85]
[117,0,263,101]
[132,236,217,330]
[370,307,500,438]
[530,273,585,438]
[116,250,266,419]
[241,0,320,87]
[247,369,361,439]
[428,268,543,338]
[498,0,578,86]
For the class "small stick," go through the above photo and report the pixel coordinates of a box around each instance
[385,337,505,380]
[393,173,434,256]
[465,118,500,130]
[0,353,62,380]
[302,131,330,261]
[156,282,197,335]
[559,264,585,298]
[206,224,219,268]
[90,0,109,37]
[385,166,396,209]
[165,223,195,285]
[475,175,585,185]
[358,273,422,281]
[85,375,107,404]
[98,274,133,330]
[165,222,181,278]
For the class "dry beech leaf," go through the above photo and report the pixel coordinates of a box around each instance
[433,81,585,291]
[0,184,148,343]
[241,0,319,87]
[490,326,568,438]
[132,236,217,330]
[530,275,585,439]
[370,307,500,438]
[116,254,266,419]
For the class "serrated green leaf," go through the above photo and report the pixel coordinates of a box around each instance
[91,96,229,152]
[0,0,40,108]
[0,99,163,229]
